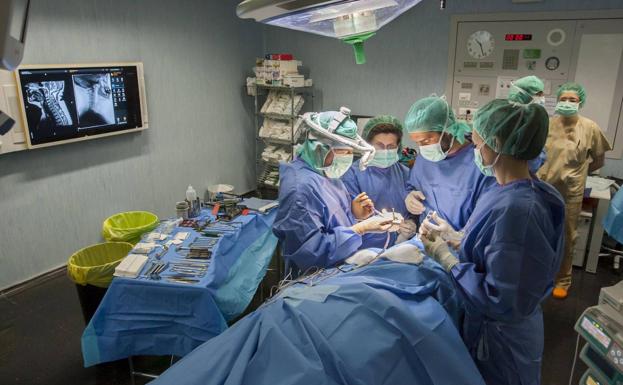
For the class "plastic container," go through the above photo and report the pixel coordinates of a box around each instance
[207,184,234,202]
[67,242,133,322]
[186,185,201,217]
[176,201,189,219]
[102,211,159,244]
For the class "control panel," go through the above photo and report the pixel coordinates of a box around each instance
[450,20,577,121]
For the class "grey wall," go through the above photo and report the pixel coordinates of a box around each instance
[263,0,623,177]
[0,0,262,290]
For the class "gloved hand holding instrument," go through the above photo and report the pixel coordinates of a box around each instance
[420,231,459,272]
[396,219,418,243]
[352,192,375,220]
[419,211,464,242]
[351,215,393,235]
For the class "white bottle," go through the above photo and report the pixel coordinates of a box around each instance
[186,185,197,202]
[186,185,199,218]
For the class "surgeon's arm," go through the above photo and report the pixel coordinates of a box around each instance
[450,243,524,322]
[449,209,539,322]
[273,193,362,273]
[588,122,612,173]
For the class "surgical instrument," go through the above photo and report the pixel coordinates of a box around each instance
[166,277,200,285]
[147,261,168,280]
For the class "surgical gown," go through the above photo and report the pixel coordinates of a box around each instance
[273,159,362,273]
[451,178,565,385]
[342,159,410,248]
[407,143,495,230]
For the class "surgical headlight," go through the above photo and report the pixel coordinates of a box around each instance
[303,106,376,171]
[236,0,424,64]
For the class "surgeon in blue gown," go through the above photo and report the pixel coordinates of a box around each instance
[404,96,495,231]
[342,115,415,248]
[273,108,393,274]
[420,98,565,385]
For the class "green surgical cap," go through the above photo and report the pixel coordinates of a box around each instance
[473,99,549,160]
[362,115,404,141]
[317,111,358,139]
[297,109,359,174]
[508,76,544,104]
[404,96,470,144]
[557,82,586,107]
[296,139,331,174]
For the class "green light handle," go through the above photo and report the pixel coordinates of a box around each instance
[342,32,375,65]
[352,42,366,65]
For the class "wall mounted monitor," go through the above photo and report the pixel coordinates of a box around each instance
[15,62,148,148]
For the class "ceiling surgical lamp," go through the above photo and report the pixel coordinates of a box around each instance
[236,0,424,64]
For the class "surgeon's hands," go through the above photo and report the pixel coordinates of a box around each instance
[351,215,393,235]
[405,191,426,215]
[352,192,374,220]
[378,209,404,233]
[396,219,418,243]
[421,232,459,272]
[419,211,464,243]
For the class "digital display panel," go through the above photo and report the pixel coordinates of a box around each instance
[581,317,612,349]
[505,34,533,41]
[17,64,146,147]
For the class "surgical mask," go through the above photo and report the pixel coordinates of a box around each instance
[473,145,499,177]
[555,101,579,116]
[419,133,455,162]
[532,96,546,106]
[323,153,353,178]
[369,149,399,168]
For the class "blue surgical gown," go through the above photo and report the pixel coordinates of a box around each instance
[273,159,362,273]
[341,159,410,248]
[407,144,495,230]
[451,178,565,385]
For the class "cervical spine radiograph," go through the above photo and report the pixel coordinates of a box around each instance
[73,73,115,127]
[25,81,73,128]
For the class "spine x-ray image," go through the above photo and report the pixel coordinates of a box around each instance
[25,81,73,130]
[73,73,114,128]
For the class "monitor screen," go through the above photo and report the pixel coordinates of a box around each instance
[16,64,146,147]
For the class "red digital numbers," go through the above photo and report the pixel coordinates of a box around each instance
[505,34,532,41]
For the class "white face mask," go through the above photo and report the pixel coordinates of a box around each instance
[322,153,354,179]
[369,148,399,168]
[555,101,579,116]
[418,132,455,162]
[532,96,546,106]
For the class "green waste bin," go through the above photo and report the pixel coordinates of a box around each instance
[102,211,159,245]
[67,242,133,323]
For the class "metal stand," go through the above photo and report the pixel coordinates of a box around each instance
[252,84,315,197]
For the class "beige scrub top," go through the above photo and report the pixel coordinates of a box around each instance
[538,115,612,203]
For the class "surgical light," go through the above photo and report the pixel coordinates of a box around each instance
[236,0,423,64]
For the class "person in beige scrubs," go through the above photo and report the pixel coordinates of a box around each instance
[538,82,612,299]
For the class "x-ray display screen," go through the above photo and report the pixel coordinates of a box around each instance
[18,65,144,146]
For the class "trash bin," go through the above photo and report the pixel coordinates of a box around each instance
[67,242,133,323]
[102,211,159,245]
